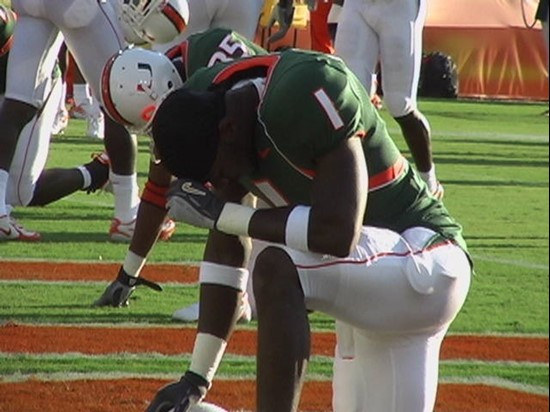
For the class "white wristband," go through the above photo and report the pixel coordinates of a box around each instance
[216,202,255,237]
[123,250,147,277]
[199,261,249,292]
[189,333,227,383]
[285,206,311,252]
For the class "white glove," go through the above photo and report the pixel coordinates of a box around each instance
[267,2,295,44]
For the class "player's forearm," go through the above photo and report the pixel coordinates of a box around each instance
[125,161,172,274]
[128,200,168,258]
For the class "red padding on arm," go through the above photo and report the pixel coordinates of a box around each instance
[141,180,169,209]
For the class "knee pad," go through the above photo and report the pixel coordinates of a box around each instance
[383,92,415,118]
[61,0,100,28]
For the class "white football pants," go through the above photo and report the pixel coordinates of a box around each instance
[282,226,471,412]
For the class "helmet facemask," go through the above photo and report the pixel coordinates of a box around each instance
[117,0,189,44]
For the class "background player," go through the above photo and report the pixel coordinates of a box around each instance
[0,0,188,243]
[143,49,471,411]
[334,0,444,198]
[152,0,263,53]
[0,3,109,241]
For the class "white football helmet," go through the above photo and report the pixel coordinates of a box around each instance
[117,0,189,44]
[101,46,184,132]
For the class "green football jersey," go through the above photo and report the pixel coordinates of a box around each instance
[165,28,268,82]
[0,4,16,94]
[184,49,468,252]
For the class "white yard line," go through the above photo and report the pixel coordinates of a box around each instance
[387,128,549,143]
[439,376,549,397]
[472,254,549,271]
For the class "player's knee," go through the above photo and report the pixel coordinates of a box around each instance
[394,108,431,135]
[384,93,415,118]
[253,247,299,304]
[60,0,100,28]
[6,180,34,207]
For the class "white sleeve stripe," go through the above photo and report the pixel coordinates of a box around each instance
[314,88,344,130]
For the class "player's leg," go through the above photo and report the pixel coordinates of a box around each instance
[332,321,365,412]
[57,0,140,241]
[51,42,69,136]
[288,226,471,410]
[71,66,104,139]
[352,328,447,412]
[103,119,140,241]
[378,0,441,196]
[171,197,262,323]
[171,230,261,322]
[310,0,335,54]
[28,153,109,206]
[253,246,310,412]
[334,0,379,94]
[0,12,61,239]
[7,70,108,209]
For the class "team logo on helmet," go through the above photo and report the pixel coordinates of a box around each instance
[101,46,183,132]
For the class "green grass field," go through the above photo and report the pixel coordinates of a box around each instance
[0,98,549,403]
[2,99,548,332]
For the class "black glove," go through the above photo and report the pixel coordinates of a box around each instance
[166,179,226,230]
[146,371,210,412]
[93,267,162,307]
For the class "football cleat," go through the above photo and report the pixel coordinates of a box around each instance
[0,214,41,242]
[109,217,176,242]
[68,102,89,120]
[158,218,176,241]
[172,293,252,324]
[189,402,228,412]
[171,302,199,322]
[86,112,105,140]
[109,218,136,242]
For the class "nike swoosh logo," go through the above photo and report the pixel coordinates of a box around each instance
[180,181,206,196]
[0,227,12,236]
